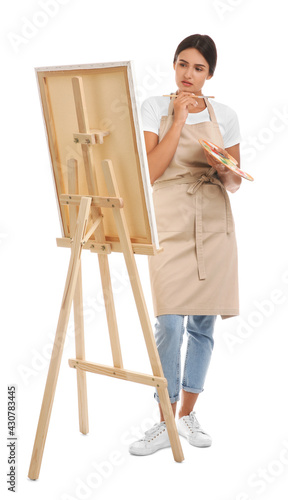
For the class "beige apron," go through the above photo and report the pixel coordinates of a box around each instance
[148,96,239,319]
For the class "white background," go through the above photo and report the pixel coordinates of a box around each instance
[1,1,288,499]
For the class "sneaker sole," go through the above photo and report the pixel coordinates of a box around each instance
[178,428,212,448]
[129,443,171,456]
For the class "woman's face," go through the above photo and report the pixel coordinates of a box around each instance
[173,48,212,94]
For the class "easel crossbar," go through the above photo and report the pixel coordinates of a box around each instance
[56,237,160,256]
[60,194,124,209]
[68,359,167,388]
[56,238,112,253]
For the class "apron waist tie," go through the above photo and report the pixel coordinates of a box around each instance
[186,173,234,280]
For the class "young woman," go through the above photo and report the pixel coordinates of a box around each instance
[129,34,241,456]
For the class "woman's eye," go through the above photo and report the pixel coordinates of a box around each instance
[195,67,203,72]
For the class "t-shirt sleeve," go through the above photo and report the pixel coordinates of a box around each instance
[222,106,241,148]
[141,97,160,135]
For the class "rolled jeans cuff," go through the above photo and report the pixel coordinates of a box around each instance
[154,392,180,405]
[181,385,204,394]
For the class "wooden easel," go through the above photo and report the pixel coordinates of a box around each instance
[28,77,184,480]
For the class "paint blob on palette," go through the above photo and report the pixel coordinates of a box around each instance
[199,139,254,181]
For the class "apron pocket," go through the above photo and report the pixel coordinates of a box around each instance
[153,185,196,233]
[201,184,227,233]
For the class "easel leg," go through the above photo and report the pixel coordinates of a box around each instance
[73,267,89,434]
[68,158,89,435]
[101,160,184,463]
[157,388,184,461]
[98,254,123,369]
[28,197,91,480]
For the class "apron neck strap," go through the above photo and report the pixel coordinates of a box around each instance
[204,97,217,123]
[168,94,176,115]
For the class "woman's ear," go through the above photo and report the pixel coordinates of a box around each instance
[207,74,213,81]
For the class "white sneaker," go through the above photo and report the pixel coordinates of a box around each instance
[129,422,171,456]
[177,411,212,447]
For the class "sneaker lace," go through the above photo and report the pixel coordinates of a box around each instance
[141,423,166,442]
[185,412,204,433]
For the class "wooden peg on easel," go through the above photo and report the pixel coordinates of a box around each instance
[73,129,109,145]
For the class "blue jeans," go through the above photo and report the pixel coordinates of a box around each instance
[154,314,217,404]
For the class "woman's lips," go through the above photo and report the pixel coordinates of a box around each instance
[182,81,192,86]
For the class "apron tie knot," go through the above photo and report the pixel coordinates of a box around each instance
[186,172,215,195]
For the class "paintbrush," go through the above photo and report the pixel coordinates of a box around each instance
[163,94,215,98]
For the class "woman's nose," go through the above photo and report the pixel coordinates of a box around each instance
[184,67,192,79]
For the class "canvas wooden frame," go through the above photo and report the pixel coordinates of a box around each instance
[35,61,159,254]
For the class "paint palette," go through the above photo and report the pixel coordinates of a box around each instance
[199,139,254,181]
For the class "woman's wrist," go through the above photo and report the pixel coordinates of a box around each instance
[217,167,242,192]
[171,119,185,133]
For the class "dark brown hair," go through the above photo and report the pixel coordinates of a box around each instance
[173,34,217,76]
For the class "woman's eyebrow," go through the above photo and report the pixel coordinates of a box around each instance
[179,59,207,67]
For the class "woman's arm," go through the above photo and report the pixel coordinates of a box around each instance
[144,124,182,184]
[144,92,199,184]
[204,143,242,193]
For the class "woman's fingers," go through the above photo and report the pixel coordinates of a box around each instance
[203,149,226,171]
[176,92,198,107]
[172,91,200,124]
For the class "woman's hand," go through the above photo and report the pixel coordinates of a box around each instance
[173,92,199,126]
[203,147,229,174]
[203,147,242,193]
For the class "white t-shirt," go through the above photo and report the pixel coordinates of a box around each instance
[141,96,240,149]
